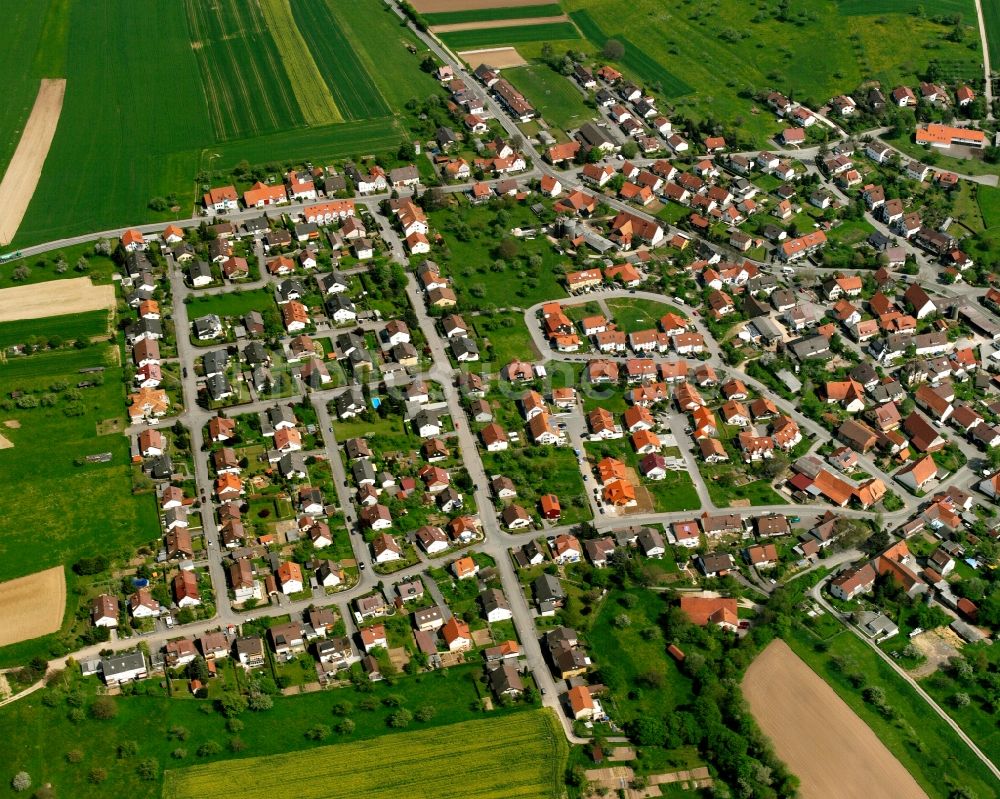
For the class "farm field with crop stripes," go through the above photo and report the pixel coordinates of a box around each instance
[164,711,567,799]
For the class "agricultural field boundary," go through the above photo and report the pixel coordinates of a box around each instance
[0,79,66,246]
[0,567,66,647]
[257,0,343,125]
[163,711,567,799]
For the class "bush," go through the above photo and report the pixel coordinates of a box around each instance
[87,769,107,785]
[135,758,158,780]
[90,696,118,720]
[197,741,222,757]
[11,772,31,792]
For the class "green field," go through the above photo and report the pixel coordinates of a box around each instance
[0,309,107,349]
[838,0,973,16]
[186,288,276,321]
[259,0,343,126]
[10,0,430,247]
[586,590,694,725]
[786,624,999,799]
[986,0,1000,72]
[0,661,552,798]
[568,10,693,97]
[17,0,211,244]
[977,184,1000,228]
[0,344,159,585]
[165,712,565,799]
[0,0,55,177]
[505,65,594,130]
[426,4,563,24]
[289,0,391,120]
[566,0,980,145]
[605,298,687,333]
[483,448,593,525]
[439,21,580,49]
[470,311,540,364]
[186,0,305,140]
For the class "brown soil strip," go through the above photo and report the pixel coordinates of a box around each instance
[431,13,567,32]
[743,640,928,799]
[0,277,114,323]
[457,46,527,69]
[0,79,66,246]
[0,567,66,647]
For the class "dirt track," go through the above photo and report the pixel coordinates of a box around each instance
[457,46,527,69]
[0,79,66,246]
[412,0,547,11]
[743,640,928,799]
[0,277,114,323]
[0,567,65,647]
[431,14,568,32]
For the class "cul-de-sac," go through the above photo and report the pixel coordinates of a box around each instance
[1,1,1000,798]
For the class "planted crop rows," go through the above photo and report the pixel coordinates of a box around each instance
[164,711,566,799]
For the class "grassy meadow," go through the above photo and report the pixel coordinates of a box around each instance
[505,64,595,131]
[0,308,107,349]
[0,342,160,585]
[566,0,981,146]
[0,662,555,799]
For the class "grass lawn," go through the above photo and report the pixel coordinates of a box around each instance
[0,346,160,585]
[482,447,592,525]
[702,464,784,507]
[505,64,596,131]
[0,242,118,290]
[919,642,1000,762]
[584,437,699,511]
[605,298,687,333]
[584,589,694,725]
[331,412,422,454]
[430,199,569,310]
[185,288,276,321]
[0,665,557,799]
[976,183,1000,229]
[439,21,580,50]
[785,624,999,799]
[471,311,539,364]
[953,181,986,233]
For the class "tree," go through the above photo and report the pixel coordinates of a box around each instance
[135,758,158,780]
[603,39,625,60]
[87,769,107,784]
[415,705,436,722]
[90,696,118,720]
[248,693,273,712]
[216,692,247,718]
[387,708,413,728]
[335,718,356,735]
[187,656,210,683]
[305,724,331,740]
[11,772,30,792]
[197,741,222,757]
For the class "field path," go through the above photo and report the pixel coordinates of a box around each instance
[974,0,995,118]
[431,14,568,32]
[0,79,66,246]
[743,640,928,799]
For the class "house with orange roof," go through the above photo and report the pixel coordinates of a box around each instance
[541,495,563,522]
[203,185,239,212]
[215,473,244,500]
[121,229,147,252]
[441,617,472,651]
[276,561,303,594]
[679,595,738,631]
[243,181,288,208]
[567,685,597,720]
[452,556,479,580]
[603,479,637,507]
[896,454,938,492]
[631,429,661,454]
[128,387,169,423]
[597,457,628,486]
[162,224,184,244]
